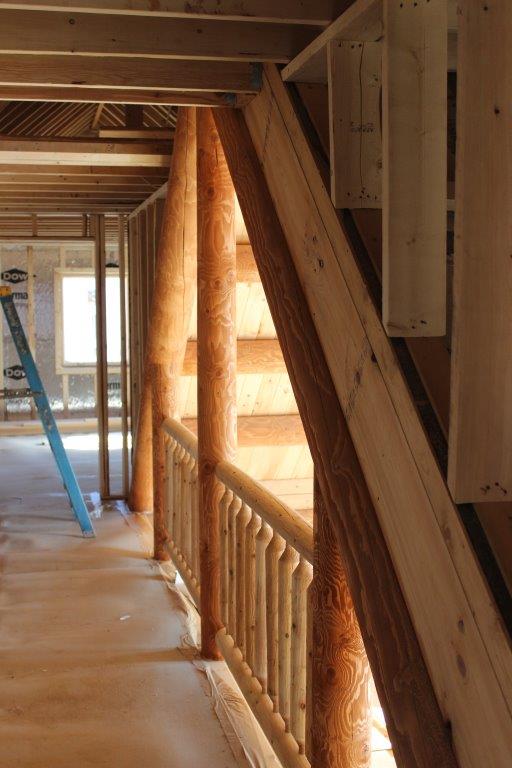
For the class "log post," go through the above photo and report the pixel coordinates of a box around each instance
[213,107,457,768]
[129,107,197,565]
[197,107,237,659]
[311,475,371,767]
[129,381,152,512]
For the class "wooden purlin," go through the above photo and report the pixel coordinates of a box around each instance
[241,65,512,768]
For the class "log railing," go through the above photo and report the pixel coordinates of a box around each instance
[162,416,313,768]
[163,417,200,606]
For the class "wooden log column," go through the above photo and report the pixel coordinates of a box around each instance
[129,107,197,566]
[197,107,237,660]
[311,476,371,768]
[213,107,457,768]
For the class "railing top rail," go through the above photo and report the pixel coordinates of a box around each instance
[162,417,198,459]
[161,416,313,561]
[216,459,313,562]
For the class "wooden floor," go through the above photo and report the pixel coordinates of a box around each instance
[0,435,242,768]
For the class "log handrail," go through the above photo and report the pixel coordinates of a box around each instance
[163,416,198,459]
[161,412,389,767]
[161,416,314,766]
[162,417,313,561]
[215,459,313,562]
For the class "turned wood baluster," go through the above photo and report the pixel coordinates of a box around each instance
[173,445,185,557]
[266,531,286,712]
[227,495,241,634]
[219,486,233,627]
[254,521,273,690]
[181,452,192,569]
[164,439,173,543]
[278,543,300,732]
[290,555,313,753]
[190,460,199,584]
[235,502,251,654]
[244,510,261,672]
[169,439,178,548]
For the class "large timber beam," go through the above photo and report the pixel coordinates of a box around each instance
[239,65,512,768]
[0,165,169,176]
[0,85,251,106]
[213,105,457,768]
[0,1,343,25]
[0,10,318,62]
[448,1,512,503]
[0,54,260,93]
[0,137,170,166]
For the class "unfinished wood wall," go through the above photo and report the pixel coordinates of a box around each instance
[0,214,120,425]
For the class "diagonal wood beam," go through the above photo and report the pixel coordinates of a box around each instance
[91,102,104,129]
[213,105,458,768]
[241,64,512,768]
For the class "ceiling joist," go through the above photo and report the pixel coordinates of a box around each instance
[0,86,251,106]
[0,54,260,93]
[0,9,318,63]
[0,136,171,166]
[0,0,342,25]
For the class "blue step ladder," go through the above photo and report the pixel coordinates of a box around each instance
[0,286,95,537]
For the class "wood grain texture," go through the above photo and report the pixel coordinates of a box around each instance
[0,8,318,63]
[129,107,197,564]
[214,105,458,768]
[0,54,260,93]
[311,477,371,767]
[328,39,381,208]
[177,413,306,446]
[182,338,285,374]
[448,1,512,503]
[0,0,341,24]
[0,84,252,106]
[242,65,512,768]
[382,0,447,336]
[352,208,512,595]
[197,107,237,659]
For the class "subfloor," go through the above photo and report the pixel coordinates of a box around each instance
[0,435,243,768]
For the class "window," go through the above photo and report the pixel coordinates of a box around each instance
[55,268,121,373]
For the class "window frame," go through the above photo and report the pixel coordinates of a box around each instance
[54,267,121,375]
